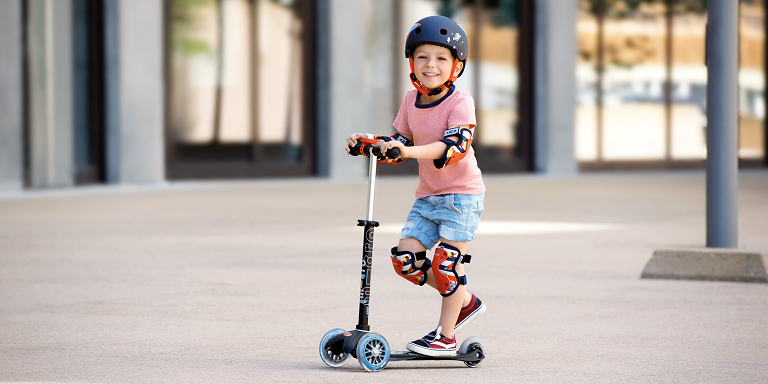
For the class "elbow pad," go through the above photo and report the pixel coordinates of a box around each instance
[375,133,413,164]
[434,127,473,169]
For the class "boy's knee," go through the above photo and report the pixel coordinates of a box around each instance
[432,242,472,297]
[390,246,431,286]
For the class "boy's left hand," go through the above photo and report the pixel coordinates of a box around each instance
[379,140,406,160]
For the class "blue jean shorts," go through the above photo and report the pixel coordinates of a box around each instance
[400,193,484,249]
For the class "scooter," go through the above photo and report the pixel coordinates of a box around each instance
[318,135,485,372]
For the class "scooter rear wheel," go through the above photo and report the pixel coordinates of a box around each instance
[356,332,390,372]
[319,328,351,367]
[459,336,485,368]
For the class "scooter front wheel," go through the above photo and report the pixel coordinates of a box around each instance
[356,332,390,372]
[319,328,351,367]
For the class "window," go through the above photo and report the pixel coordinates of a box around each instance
[166,0,314,178]
[576,0,767,168]
[391,0,533,174]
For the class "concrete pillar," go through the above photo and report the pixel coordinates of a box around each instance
[316,0,369,180]
[104,0,165,184]
[0,0,24,191]
[26,0,75,189]
[706,0,739,248]
[368,0,397,138]
[641,0,766,283]
[533,0,578,175]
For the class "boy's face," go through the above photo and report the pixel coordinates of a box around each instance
[411,44,463,92]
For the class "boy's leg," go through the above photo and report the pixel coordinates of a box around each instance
[397,237,427,254]
[432,238,471,339]
[399,237,472,305]
[400,236,482,337]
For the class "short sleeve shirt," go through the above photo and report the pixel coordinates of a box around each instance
[393,86,485,198]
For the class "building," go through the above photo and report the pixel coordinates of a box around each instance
[0,0,765,191]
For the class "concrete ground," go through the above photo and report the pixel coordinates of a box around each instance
[1,170,767,383]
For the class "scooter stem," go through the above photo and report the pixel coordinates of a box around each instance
[357,134,379,331]
[365,136,377,221]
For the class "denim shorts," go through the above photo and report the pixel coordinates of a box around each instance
[400,193,484,249]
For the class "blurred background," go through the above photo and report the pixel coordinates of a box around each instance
[0,0,765,191]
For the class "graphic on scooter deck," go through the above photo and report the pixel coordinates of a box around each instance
[319,141,486,372]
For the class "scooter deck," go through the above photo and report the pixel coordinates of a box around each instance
[389,349,484,362]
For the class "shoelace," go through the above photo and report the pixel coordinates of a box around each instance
[423,326,443,342]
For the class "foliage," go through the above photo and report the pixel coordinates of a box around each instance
[171,0,215,56]
[582,0,708,17]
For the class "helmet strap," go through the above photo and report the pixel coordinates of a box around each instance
[408,57,460,96]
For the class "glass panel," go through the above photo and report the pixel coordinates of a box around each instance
[256,0,305,164]
[73,0,105,183]
[576,0,600,161]
[601,0,668,160]
[73,0,94,171]
[169,0,254,162]
[670,0,707,160]
[739,0,765,160]
[476,0,519,163]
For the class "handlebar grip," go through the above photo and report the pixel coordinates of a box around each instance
[349,143,400,159]
[371,146,400,159]
[348,143,363,156]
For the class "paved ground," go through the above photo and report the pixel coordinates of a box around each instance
[1,170,767,383]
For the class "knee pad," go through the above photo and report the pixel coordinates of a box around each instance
[432,243,472,297]
[390,246,431,286]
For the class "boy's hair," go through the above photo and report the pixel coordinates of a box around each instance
[410,42,457,59]
[404,15,469,95]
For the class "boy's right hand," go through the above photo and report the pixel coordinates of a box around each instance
[345,133,367,154]
[347,133,383,156]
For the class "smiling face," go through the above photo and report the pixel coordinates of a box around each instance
[411,44,463,94]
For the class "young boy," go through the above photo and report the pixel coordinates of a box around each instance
[346,15,486,357]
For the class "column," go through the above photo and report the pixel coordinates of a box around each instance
[0,0,24,191]
[27,0,75,189]
[104,0,165,184]
[534,0,578,175]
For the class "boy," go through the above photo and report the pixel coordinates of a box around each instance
[346,15,486,356]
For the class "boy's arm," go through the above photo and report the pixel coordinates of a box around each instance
[380,125,469,160]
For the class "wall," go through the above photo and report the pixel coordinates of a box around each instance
[105,0,165,184]
[317,0,372,180]
[27,0,75,189]
[535,0,578,174]
[0,0,23,191]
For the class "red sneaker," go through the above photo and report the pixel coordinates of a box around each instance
[406,326,457,356]
[454,294,486,333]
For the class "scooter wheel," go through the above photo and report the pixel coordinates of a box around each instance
[356,332,390,372]
[459,337,485,368]
[319,328,351,368]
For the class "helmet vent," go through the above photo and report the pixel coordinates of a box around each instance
[414,27,422,34]
[439,29,447,35]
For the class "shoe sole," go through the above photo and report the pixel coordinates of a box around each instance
[454,300,486,334]
[406,343,457,357]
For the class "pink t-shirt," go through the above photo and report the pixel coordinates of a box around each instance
[393,86,485,198]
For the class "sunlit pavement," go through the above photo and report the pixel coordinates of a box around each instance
[1,170,767,383]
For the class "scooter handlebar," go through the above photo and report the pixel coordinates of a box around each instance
[372,146,400,159]
[348,143,400,160]
[348,143,364,156]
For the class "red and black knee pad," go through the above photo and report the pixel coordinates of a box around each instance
[390,246,431,286]
[432,243,472,297]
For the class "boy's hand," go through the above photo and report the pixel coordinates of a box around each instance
[379,140,406,160]
[345,133,366,154]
